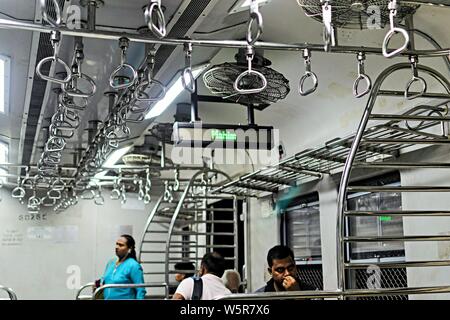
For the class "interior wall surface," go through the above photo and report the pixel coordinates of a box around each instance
[247,197,279,292]
[0,188,155,300]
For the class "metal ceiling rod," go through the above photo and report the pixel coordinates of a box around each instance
[0,18,448,58]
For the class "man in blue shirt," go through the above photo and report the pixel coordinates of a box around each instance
[100,234,146,299]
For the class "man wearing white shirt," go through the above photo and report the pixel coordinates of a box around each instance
[172,252,232,300]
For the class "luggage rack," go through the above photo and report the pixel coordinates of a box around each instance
[212,98,450,198]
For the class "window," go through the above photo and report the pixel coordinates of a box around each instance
[345,172,407,300]
[0,55,10,114]
[281,192,323,290]
[0,141,8,183]
[347,172,404,260]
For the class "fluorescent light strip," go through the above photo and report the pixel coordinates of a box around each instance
[145,63,210,120]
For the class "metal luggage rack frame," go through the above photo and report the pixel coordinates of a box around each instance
[212,97,450,198]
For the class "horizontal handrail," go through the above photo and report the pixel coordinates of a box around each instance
[75,282,95,300]
[0,19,449,57]
[93,283,167,300]
[0,285,17,300]
[218,285,450,300]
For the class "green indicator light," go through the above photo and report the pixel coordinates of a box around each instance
[211,129,237,141]
[379,216,392,221]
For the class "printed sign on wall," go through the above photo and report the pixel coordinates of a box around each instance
[1,229,24,246]
[27,226,54,240]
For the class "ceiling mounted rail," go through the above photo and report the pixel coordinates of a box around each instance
[0,19,449,58]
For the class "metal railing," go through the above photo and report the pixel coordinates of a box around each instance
[336,62,450,296]
[0,286,17,300]
[76,282,168,300]
[218,285,450,300]
[75,282,95,300]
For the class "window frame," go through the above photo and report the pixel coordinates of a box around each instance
[0,54,11,115]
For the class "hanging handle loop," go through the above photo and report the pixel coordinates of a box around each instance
[299,48,318,96]
[136,51,166,101]
[321,0,335,52]
[145,0,166,39]
[36,31,72,85]
[382,0,409,58]
[181,43,196,93]
[40,0,62,27]
[246,0,263,45]
[405,55,427,100]
[234,46,267,95]
[352,52,372,98]
[109,38,138,90]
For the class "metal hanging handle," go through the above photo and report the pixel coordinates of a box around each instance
[299,49,318,96]
[181,43,196,93]
[47,188,62,200]
[144,169,152,204]
[40,0,62,27]
[110,184,121,200]
[405,56,427,100]
[382,0,409,58]
[64,48,97,98]
[65,74,97,98]
[41,196,57,207]
[246,0,263,45]
[12,174,26,199]
[173,169,180,191]
[321,0,334,52]
[120,184,127,204]
[45,137,66,152]
[145,0,166,39]
[136,80,166,102]
[36,31,72,85]
[234,46,267,94]
[109,38,138,89]
[353,52,372,98]
[94,193,105,205]
[52,178,66,191]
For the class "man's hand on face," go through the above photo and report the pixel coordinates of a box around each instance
[282,275,301,291]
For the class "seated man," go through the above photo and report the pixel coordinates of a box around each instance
[168,262,196,295]
[256,245,316,292]
[222,269,243,293]
[172,252,231,300]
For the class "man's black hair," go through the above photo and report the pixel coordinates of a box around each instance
[201,252,226,277]
[174,262,196,278]
[266,245,295,268]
